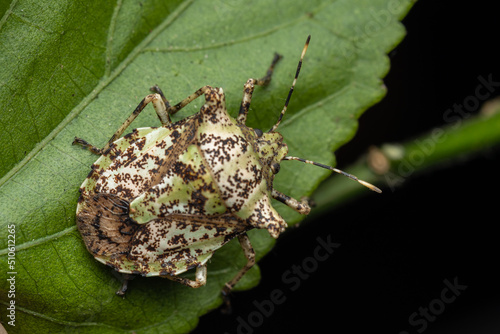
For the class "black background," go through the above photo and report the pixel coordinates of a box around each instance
[193,1,500,333]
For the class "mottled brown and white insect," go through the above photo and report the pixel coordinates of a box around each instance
[73,35,380,298]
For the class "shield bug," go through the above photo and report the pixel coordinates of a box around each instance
[73,35,381,298]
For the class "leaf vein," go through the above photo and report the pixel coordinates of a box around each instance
[0,300,118,329]
[0,225,77,256]
[0,0,196,189]
[141,13,309,53]
[0,0,18,30]
[105,0,123,77]
[10,11,61,34]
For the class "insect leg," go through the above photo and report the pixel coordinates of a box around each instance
[115,273,135,296]
[237,53,283,124]
[165,85,212,116]
[73,93,168,154]
[164,264,208,288]
[150,85,172,109]
[254,52,283,86]
[72,137,104,155]
[272,189,311,215]
[222,233,256,297]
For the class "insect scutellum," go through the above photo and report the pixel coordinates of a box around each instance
[267,35,382,194]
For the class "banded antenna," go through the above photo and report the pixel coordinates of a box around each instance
[268,35,310,133]
[284,156,382,193]
[271,35,381,193]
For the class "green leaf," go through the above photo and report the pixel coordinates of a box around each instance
[0,0,415,332]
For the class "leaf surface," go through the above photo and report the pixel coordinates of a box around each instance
[0,0,414,332]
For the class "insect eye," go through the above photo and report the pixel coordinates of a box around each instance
[254,128,263,137]
[271,162,281,174]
